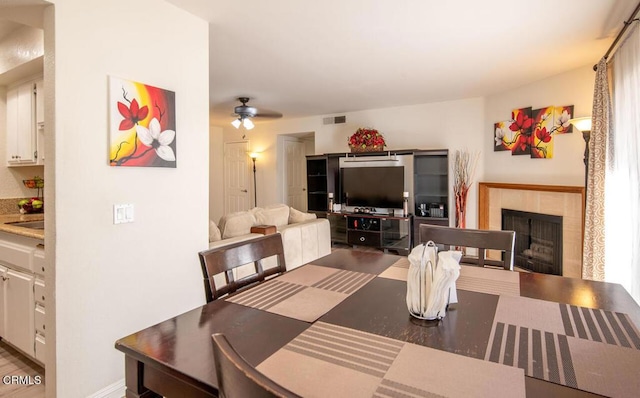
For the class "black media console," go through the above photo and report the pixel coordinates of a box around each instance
[328,212,412,255]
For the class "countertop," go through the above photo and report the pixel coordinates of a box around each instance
[0,213,45,240]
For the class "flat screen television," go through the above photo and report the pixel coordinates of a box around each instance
[341,166,404,208]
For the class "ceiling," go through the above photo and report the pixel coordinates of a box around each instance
[3,1,636,125]
[164,0,636,126]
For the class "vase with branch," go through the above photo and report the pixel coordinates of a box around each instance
[452,150,479,229]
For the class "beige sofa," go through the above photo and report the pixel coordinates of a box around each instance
[209,204,331,271]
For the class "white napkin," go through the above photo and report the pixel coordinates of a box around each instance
[406,243,462,320]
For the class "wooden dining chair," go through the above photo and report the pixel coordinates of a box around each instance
[419,224,516,270]
[198,233,287,302]
[212,333,301,398]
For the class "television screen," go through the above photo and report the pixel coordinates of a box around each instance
[341,166,404,208]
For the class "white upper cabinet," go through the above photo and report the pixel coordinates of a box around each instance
[6,78,43,166]
[35,79,44,165]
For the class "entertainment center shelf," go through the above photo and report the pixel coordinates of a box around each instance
[307,148,450,252]
[327,212,412,255]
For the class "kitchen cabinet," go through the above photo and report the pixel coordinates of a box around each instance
[5,268,35,357]
[0,232,44,364]
[35,78,45,165]
[34,277,45,363]
[6,78,43,166]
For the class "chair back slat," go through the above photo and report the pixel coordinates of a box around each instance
[199,234,287,302]
[212,333,300,398]
[419,224,516,270]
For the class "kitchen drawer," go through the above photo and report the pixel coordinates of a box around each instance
[35,278,45,304]
[35,332,45,363]
[0,239,33,272]
[347,230,381,247]
[35,304,45,335]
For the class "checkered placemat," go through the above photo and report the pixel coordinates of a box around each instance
[227,265,375,322]
[485,295,640,397]
[378,259,520,297]
[258,322,525,398]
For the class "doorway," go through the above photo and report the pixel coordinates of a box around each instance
[279,133,314,211]
[223,141,251,213]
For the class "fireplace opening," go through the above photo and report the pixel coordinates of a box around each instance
[502,209,563,275]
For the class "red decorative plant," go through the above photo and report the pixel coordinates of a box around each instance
[348,128,386,151]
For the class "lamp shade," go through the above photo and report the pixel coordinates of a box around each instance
[231,118,241,128]
[569,117,592,132]
[243,118,255,130]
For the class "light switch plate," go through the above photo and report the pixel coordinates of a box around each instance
[114,204,134,224]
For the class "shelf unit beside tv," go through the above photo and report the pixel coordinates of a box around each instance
[306,154,341,217]
[413,150,450,244]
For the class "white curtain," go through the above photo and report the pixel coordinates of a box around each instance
[606,24,640,303]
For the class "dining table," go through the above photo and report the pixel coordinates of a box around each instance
[115,249,640,398]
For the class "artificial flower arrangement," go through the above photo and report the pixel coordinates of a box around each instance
[348,128,386,152]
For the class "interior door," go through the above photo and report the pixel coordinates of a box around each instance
[224,141,250,213]
[285,140,307,210]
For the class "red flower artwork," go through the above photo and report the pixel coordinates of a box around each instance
[535,127,552,143]
[509,110,533,132]
[117,98,149,130]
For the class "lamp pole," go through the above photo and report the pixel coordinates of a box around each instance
[249,153,258,207]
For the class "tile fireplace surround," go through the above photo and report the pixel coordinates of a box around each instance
[478,182,585,278]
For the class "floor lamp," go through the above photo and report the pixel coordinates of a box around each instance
[249,153,258,207]
[569,117,592,189]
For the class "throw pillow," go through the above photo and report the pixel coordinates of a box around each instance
[209,220,222,242]
[218,211,257,239]
[254,204,290,227]
[288,207,317,224]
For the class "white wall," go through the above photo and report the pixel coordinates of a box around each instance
[217,97,486,228]
[48,0,209,396]
[484,65,594,185]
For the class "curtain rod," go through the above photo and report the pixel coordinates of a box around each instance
[594,1,640,71]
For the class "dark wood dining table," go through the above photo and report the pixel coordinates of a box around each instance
[115,249,640,398]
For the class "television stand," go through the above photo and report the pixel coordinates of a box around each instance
[340,213,412,255]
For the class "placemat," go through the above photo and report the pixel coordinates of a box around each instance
[485,295,640,397]
[227,265,375,322]
[457,265,520,297]
[378,259,520,297]
[257,322,525,398]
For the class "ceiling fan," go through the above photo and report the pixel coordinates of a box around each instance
[231,97,283,130]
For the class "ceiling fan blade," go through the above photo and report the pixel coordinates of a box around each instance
[254,110,283,119]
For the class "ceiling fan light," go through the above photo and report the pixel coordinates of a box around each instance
[243,118,255,130]
[231,118,242,129]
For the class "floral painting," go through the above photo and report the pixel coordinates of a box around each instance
[509,107,533,156]
[554,105,574,134]
[109,77,176,167]
[531,107,554,158]
[493,121,515,151]
[493,104,575,160]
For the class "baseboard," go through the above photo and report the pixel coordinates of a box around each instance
[89,379,125,398]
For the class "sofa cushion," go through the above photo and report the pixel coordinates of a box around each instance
[254,204,290,227]
[288,207,317,224]
[218,211,257,239]
[209,220,222,242]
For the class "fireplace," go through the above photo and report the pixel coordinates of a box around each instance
[502,209,563,275]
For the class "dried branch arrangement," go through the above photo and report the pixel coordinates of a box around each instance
[452,150,479,228]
